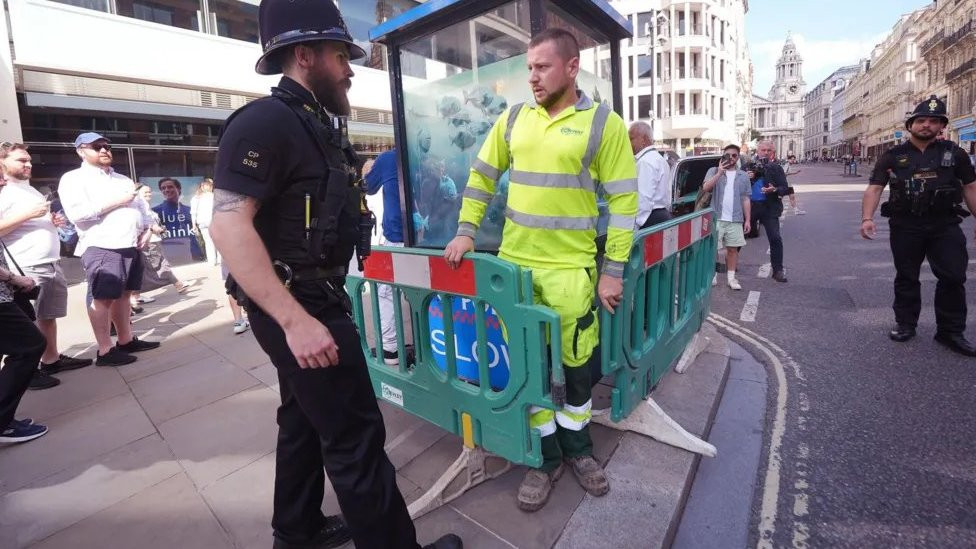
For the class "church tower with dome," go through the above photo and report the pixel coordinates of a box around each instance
[751,33,806,157]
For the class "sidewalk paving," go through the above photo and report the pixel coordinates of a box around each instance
[0,261,733,549]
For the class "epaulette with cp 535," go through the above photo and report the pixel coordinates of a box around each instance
[880,140,970,219]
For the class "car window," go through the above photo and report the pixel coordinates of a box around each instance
[674,158,718,198]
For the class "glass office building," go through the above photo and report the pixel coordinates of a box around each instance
[7,0,409,196]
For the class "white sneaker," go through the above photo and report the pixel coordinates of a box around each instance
[727,277,742,290]
[712,273,718,286]
[233,319,250,335]
[794,209,807,215]
[136,296,155,304]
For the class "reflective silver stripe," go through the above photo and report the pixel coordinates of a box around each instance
[602,178,637,195]
[608,214,633,230]
[505,207,597,230]
[504,103,524,145]
[462,187,494,203]
[472,158,501,180]
[581,103,611,172]
[457,222,478,239]
[602,260,625,278]
[510,170,591,190]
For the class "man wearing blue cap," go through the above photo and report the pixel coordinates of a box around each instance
[59,132,161,367]
[209,1,460,548]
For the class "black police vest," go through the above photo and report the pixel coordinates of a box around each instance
[267,88,364,270]
[884,141,963,217]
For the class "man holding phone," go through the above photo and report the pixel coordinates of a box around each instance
[748,140,790,282]
[702,145,751,290]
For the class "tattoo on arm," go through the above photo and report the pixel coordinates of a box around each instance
[213,189,259,213]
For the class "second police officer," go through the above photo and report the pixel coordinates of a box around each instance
[861,95,976,356]
[209,1,462,548]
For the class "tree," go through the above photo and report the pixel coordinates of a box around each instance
[749,129,762,142]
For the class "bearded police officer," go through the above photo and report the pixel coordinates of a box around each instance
[209,2,462,548]
[861,95,976,356]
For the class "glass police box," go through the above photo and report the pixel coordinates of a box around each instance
[369,0,632,250]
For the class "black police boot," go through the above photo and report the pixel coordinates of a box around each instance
[272,516,350,549]
[934,332,976,357]
[889,325,916,342]
[423,533,463,549]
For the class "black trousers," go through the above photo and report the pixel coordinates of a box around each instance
[640,207,673,229]
[888,216,968,334]
[0,301,46,428]
[248,290,418,548]
[751,199,785,271]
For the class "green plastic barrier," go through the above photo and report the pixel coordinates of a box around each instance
[349,209,715,466]
[347,247,562,468]
[599,209,715,422]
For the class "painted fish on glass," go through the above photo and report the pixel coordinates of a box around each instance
[450,128,477,150]
[437,96,462,119]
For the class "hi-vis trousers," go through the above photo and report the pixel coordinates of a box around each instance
[527,267,600,472]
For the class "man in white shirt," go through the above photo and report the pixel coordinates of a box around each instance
[702,145,751,290]
[628,121,672,229]
[59,133,161,366]
[0,143,93,390]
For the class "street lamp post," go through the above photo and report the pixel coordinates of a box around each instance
[646,12,670,141]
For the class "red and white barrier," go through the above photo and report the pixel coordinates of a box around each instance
[363,251,478,296]
[643,212,713,268]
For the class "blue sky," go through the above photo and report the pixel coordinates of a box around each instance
[747,0,931,97]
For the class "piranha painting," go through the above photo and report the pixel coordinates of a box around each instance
[450,127,477,150]
[437,96,462,119]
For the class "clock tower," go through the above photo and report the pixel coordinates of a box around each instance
[769,33,805,101]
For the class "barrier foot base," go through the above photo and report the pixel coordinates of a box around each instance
[674,329,710,374]
[407,446,512,519]
[594,397,717,457]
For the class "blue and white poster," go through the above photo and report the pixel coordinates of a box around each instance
[428,296,510,391]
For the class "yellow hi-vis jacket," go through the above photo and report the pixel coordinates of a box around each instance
[457,92,638,277]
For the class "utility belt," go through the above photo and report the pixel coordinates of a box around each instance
[272,260,347,288]
[225,261,349,313]
[881,179,967,218]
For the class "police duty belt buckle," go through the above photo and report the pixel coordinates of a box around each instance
[273,260,294,289]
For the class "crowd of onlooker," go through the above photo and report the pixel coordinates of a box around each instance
[0,133,245,445]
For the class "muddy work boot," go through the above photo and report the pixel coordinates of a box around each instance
[517,464,563,512]
[566,455,610,496]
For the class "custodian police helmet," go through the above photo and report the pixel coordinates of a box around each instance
[905,95,949,129]
[255,0,366,75]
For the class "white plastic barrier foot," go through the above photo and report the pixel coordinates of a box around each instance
[674,329,710,374]
[593,397,717,457]
[407,446,512,519]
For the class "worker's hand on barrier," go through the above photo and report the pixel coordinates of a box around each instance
[444,235,474,269]
[598,274,623,313]
[860,219,876,240]
[285,315,340,368]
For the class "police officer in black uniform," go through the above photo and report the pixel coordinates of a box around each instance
[209,1,462,548]
[861,95,976,356]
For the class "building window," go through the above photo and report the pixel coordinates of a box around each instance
[790,111,796,124]
[637,54,652,82]
[132,2,176,26]
[342,0,422,74]
[636,11,653,37]
[50,0,110,11]
[117,0,200,31]
[210,1,260,43]
[638,95,652,118]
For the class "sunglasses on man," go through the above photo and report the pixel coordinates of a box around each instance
[82,143,112,152]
